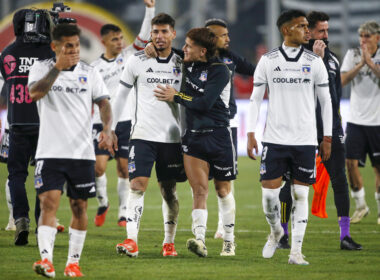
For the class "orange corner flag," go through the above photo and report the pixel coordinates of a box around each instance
[311,156,330,218]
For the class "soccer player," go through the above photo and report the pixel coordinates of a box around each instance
[341,21,380,225]
[28,24,114,278]
[278,11,362,250]
[91,0,156,227]
[247,10,332,265]
[204,18,255,240]
[155,27,236,257]
[114,13,184,257]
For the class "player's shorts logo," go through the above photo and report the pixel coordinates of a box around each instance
[35,176,43,189]
[128,161,136,173]
[79,76,87,84]
[260,163,266,175]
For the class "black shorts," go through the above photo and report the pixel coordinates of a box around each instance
[93,120,131,158]
[128,139,186,182]
[260,143,316,184]
[34,159,96,200]
[182,127,236,181]
[345,122,380,166]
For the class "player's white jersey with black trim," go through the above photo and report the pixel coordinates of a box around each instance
[119,50,182,143]
[249,44,331,145]
[341,47,380,125]
[28,59,110,160]
[91,50,131,124]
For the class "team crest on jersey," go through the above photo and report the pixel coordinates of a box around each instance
[117,57,123,65]
[79,76,87,84]
[302,65,311,74]
[223,57,233,64]
[199,71,208,81]
[328,60,336,70]
[173,66,181,77]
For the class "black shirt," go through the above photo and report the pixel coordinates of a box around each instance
[174,57,230,130]
[0,38,54,132]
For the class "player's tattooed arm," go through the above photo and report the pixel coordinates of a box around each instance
[29,66,61,101]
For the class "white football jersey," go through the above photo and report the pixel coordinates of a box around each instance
[118,51,183,143]
[91,7,155,124]
[249,44,330,145]
[28,59,110,160]
[341,47,380,125]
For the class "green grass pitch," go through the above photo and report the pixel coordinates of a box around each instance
[0,157,379,279]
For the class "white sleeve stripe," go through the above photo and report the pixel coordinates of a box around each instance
[120,80,133,88]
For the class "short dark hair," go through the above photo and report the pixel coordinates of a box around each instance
[151,13,175,28]
[100,24,121,36]
[204,18,227,28]
[52,24,81,41]
[307,11,329,29]
[276,9,306,31]
[186,27,217,60]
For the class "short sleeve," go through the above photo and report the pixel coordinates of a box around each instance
[120,55,138,87]
[91,69,110,102]
[340,49,354,73]
[314,57,329,86]
[28,61,49,87]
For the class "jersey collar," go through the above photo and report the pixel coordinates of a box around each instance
[156,50,173,64]
[101,54,116,62]
[279,43,304,62]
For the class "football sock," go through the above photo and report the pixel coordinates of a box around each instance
[95,174,108,208]
[67,227,86,265]
[162,191,179,244]
[126,189,145,243]
[281,222,289,236]
[375,192,380,216]
[218,192,235,242]
[351,188,367,209]
[117,177,129,219]
[216,181,235,234]
[5,179,13,222]
[192,209,207,242]
[290,184,309,254]
[38,225,57,262]
[338,216,350,240]
[262,187,282,235]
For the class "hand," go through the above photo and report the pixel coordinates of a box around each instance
[154,84,176,102]
[144,0,155,8]
[144,42,158,58]
[319,136,331,162]
[247,132,258,160]
[98,130,117,156]
[361,43,373,65]
[55,46,80,71]
[312,40,326,58]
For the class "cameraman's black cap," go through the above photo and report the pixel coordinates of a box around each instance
[13,9,31,36]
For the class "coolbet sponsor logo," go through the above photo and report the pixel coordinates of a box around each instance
[147,77,178,84]
[272,77,302,83]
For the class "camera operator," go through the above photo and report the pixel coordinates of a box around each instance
[0,8,57,246]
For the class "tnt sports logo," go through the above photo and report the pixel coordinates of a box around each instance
[223,57,233,64]
[79,76,87,84]
[199,71,207,82]
[3,55,16,75]
[302,66,311,74]
[173,67,181,77]
[117,57,123,65]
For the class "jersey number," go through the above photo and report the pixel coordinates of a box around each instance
[9,84,32,104]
